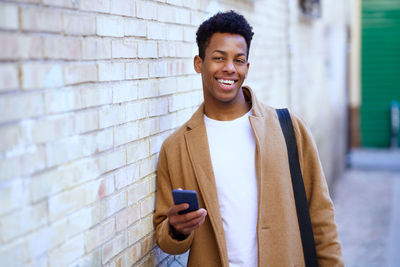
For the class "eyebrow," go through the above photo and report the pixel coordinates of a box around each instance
[212,50,247,57]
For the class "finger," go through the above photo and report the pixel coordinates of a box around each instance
[166,203,189,217]
[176,213,207,235]
[172,210,207,232]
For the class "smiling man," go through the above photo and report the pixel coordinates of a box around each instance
[154,11,343,266]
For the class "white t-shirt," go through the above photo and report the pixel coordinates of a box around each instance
[204,110,258,267]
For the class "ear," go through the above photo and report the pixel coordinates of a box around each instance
[194,55,202,74]
[245,61,250,78]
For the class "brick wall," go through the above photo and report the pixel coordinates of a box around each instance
[0,0,350,266]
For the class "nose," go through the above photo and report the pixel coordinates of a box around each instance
[222,60,235,73]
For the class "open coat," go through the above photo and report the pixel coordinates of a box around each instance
[154,87,344,266]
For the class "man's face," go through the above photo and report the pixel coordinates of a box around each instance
[194,32,250,106]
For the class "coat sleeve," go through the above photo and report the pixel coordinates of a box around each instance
[153,144,194,255]
[291,113,344,267]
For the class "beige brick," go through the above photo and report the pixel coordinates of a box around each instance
[30,158,101,202]
[80,0,110,13]
[115,164,139,190]
[102,232,128,264]
[157,5,176,23]
[85,218,115,252]
[45,128,113,167]
[149,61,168,78]
[140,194,155,218]
[21,7,62,32]
[112,38,138,59]
[0,33,42,60]
[105,190,127,218]
[114,121,139,147]
[125,100,148,122]
[0,146,46,180]
[27,219,68,258]
[126,139,150,164]
[137,41,157,58]
[128,204,141,226]
[75,109,99,134]
[79,84,113,109]
[110,0,135,16]
[125,61,149,80]
[124,18,147,37]
[69,248,102,267]
[149,132,169,155]
[67,207,94,237]
[63,13,96,35]
[175,8,191,25]
[98,104,126,128]
[125,241,141,266]
[0,179,23,216]
[147,21,167,40]
[64,63,98,85]
[166,25,183,41]
[0,92,44,123]
[44,36,81,60]
[98,148,127,174]
[0,201,47,242]
[44,88,80,114]
[139,117,159,138]
[0,3,18,30]
[98,62,125,81]
[128,216,153,245]
[158,77,177,95]
[22,62,63,90]
[140,234,155,259]
[0,123,25,152]
[137,79,159,99]
[112,81,138,103]
[166,0,183,6]
[127,176,152,205]
[139,154,157,178]
[136,0,157,20]
[97,174,115,199]
[31,114,74,144]
[48,180,101,221]
[159,113,177,132]
[148,97,169,117]
[82,37,112,60]
[0,239,30,266]
[97,16,124,37]
[43,0,78,8]
[183,26,196,43]
[0,64,19,91]
[49,234,85,266]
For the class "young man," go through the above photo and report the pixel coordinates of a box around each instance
[154,11,343,266]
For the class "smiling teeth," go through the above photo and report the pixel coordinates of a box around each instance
[217,79,234,85]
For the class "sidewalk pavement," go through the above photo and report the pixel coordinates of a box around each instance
[333,149,400,267]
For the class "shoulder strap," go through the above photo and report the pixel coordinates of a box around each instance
[276,108,319,267]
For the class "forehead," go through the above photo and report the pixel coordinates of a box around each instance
[205,32,247,55]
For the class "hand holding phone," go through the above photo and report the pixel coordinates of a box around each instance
[167,189,206,237]
[172,189,199,215]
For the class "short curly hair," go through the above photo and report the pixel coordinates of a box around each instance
[196,10,254,60]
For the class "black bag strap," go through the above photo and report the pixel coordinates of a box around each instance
[276,108,318,267]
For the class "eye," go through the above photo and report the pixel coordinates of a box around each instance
[235,59,246,64]
[213,57,224,61]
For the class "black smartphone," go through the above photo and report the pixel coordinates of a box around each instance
[172,189,199,215]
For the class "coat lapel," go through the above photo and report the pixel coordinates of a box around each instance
[184,105,229,267]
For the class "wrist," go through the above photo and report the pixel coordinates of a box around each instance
[169,225,189,241]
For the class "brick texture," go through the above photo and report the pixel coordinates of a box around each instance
[0,0,350,266]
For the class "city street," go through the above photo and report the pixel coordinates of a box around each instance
[334,149,400,267]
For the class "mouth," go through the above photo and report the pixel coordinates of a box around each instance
[216,78,237,90]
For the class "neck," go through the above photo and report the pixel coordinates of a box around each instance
[204,88,251,121]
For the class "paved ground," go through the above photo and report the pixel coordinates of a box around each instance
[333,149,400,267]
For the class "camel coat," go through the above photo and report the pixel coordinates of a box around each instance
[154,87,343,266]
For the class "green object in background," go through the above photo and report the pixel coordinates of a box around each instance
[361,0,400,147]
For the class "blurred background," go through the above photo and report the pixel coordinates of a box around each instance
[0,0,399,266]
